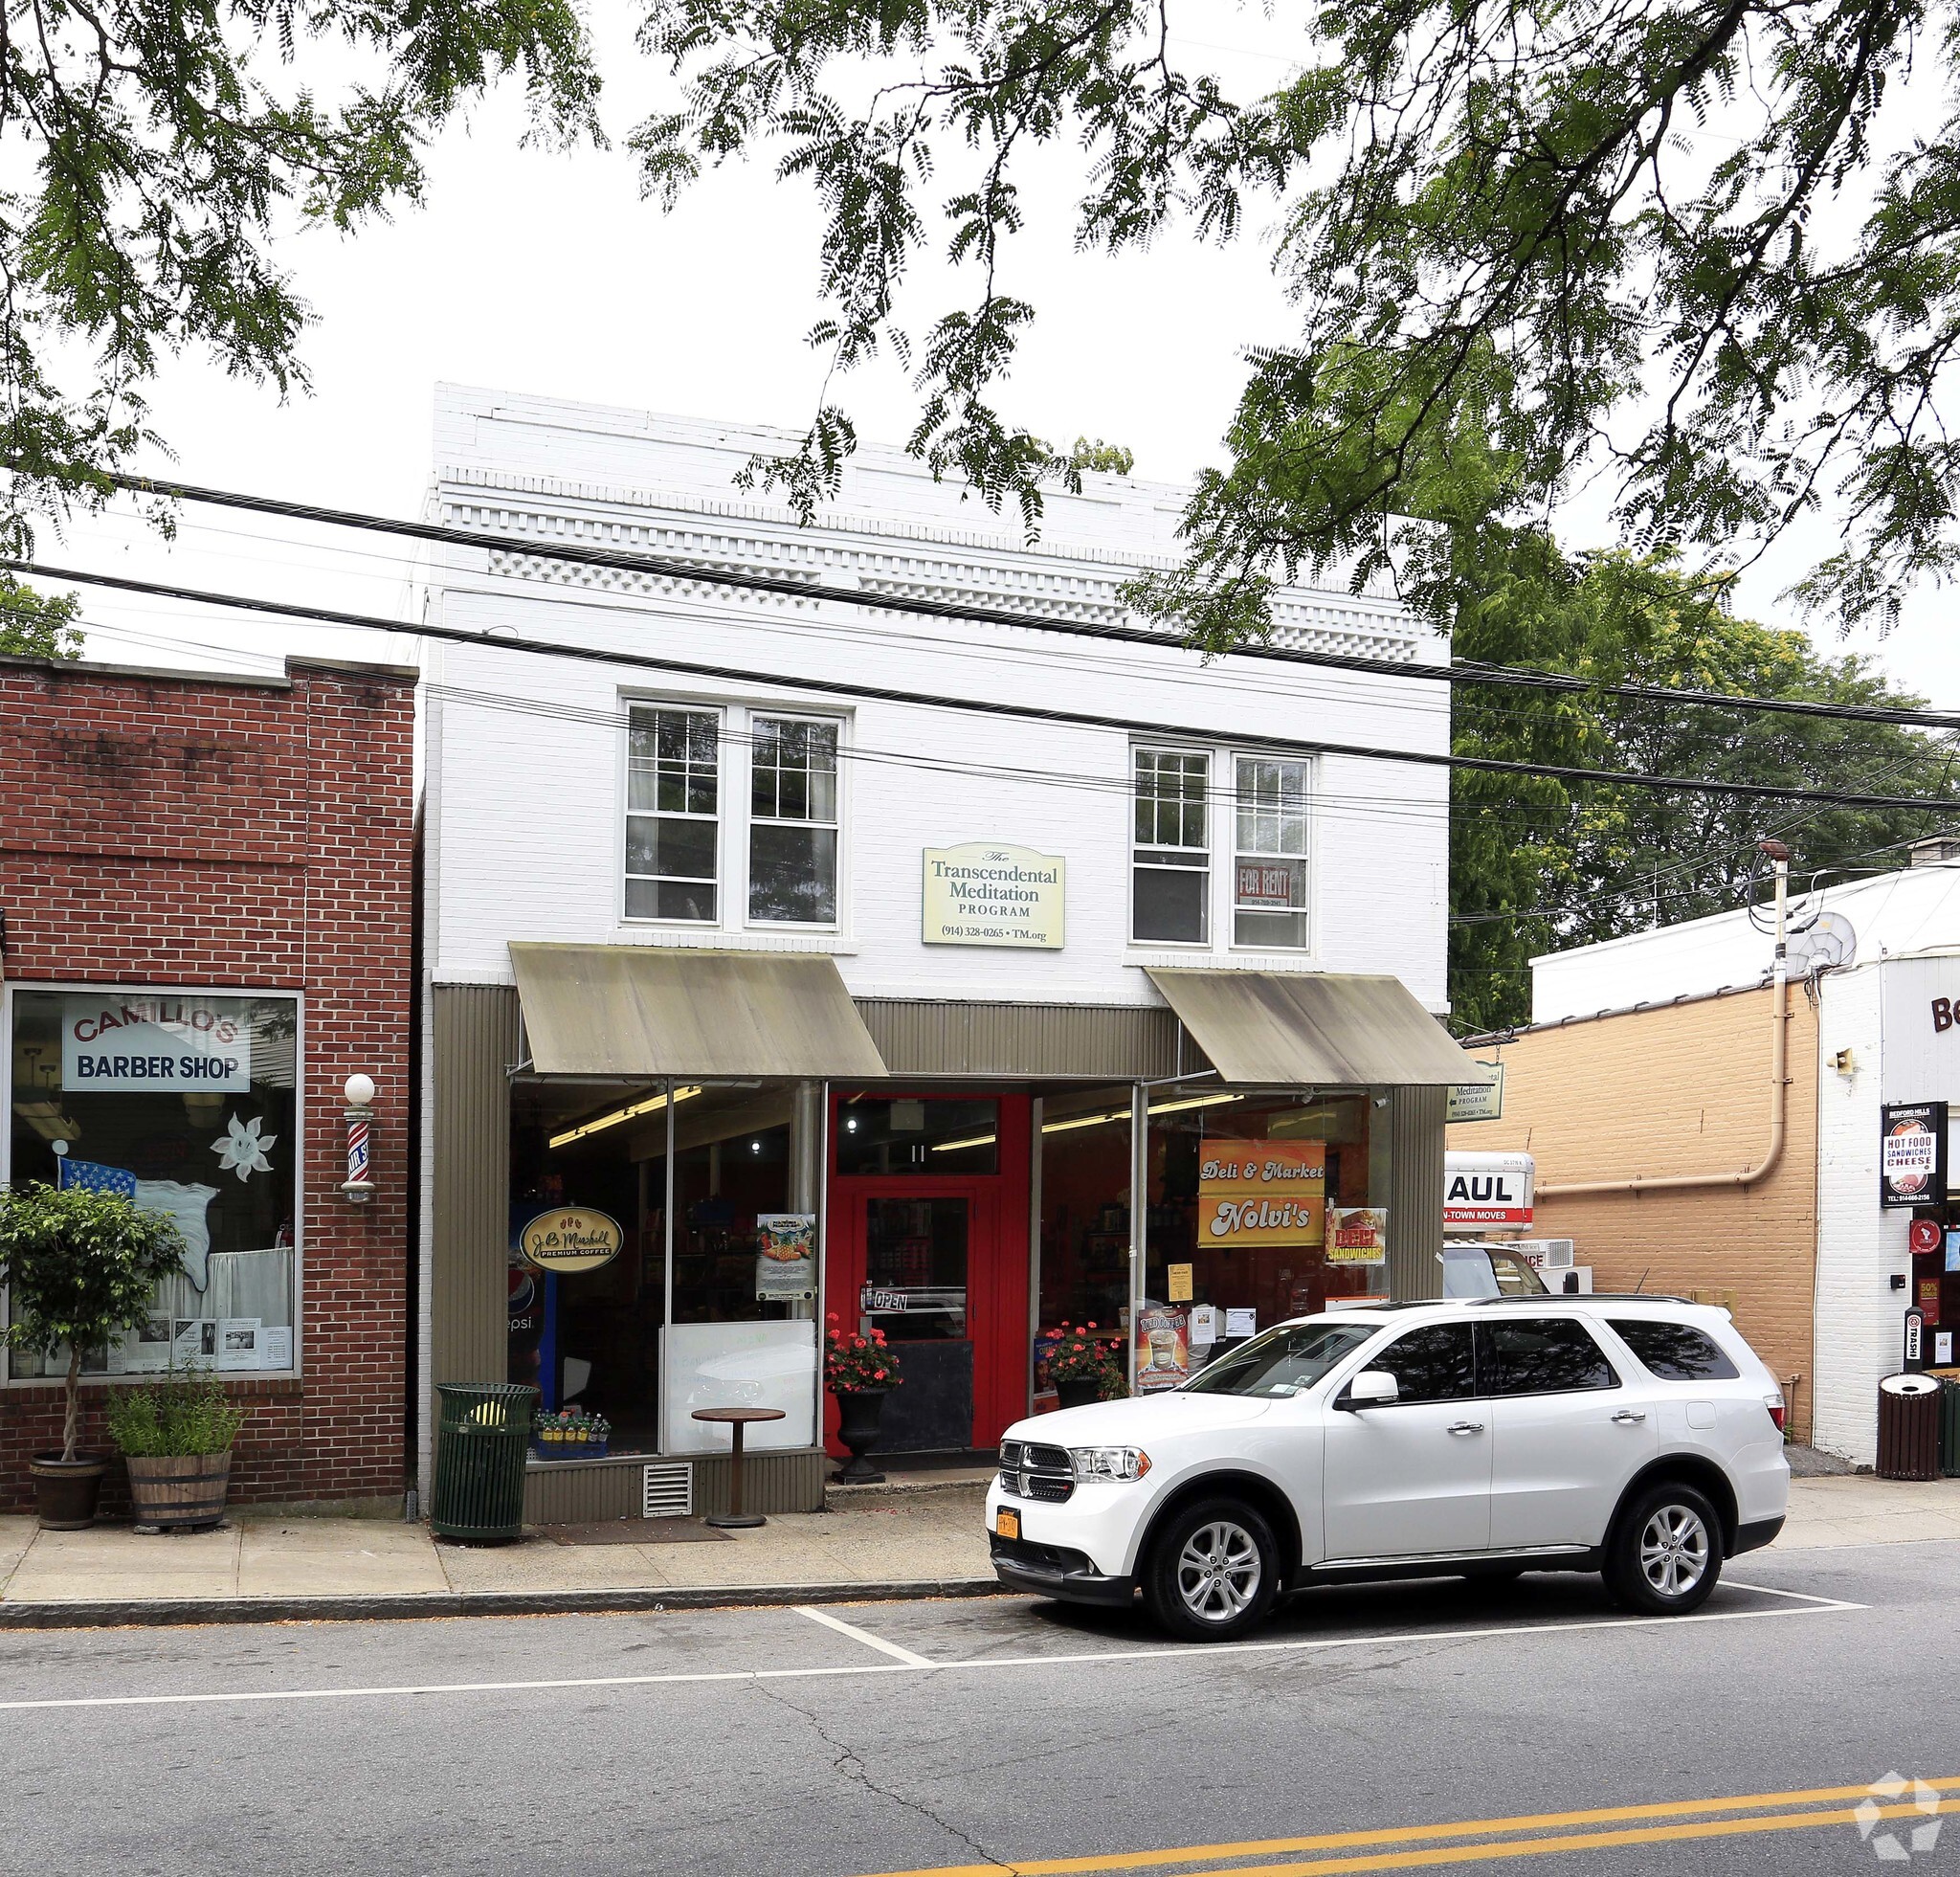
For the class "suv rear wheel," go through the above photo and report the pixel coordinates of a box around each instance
[1604,1481,1724,1615]
[1143,1497,1280,1642]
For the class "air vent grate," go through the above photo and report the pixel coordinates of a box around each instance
[643,1462,693,1518]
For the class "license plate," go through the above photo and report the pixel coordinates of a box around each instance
[994,1508,1020,1540]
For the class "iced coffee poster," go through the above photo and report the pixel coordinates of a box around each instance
[1134,1305,1191,1393]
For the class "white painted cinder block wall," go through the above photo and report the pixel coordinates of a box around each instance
[422,385,1450,1010]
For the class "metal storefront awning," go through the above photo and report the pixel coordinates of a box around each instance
[1145,969,1480,1087]
[510,943,889,1079]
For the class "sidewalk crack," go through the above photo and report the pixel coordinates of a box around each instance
[752,1679,1010,1871]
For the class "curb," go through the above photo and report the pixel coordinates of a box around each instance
[0,1575,1009,1631]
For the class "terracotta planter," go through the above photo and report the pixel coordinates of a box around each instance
[833,1389,889,1484]
[29,1454,108,1530]
[125,1452,234,1531]
[1055,1375,1102,1410]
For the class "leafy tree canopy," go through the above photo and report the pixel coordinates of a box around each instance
[638,0,1960,638]
[1450,549,1956,1033]
[0,571,80,657]
[0,0,600,553]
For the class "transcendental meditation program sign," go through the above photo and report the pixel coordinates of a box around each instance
[923,842,1065,949]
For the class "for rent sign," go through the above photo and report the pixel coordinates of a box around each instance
[61,995,251,1093]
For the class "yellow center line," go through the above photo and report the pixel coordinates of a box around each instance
[858,1776,1960,1877]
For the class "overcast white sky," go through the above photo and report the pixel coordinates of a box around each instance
[41,13,1960,711]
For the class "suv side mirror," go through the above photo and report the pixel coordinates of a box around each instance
[1340,1370,1399,1411]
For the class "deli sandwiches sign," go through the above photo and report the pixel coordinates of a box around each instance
[1882,1102,1949,1209]
[62,996,251,1093]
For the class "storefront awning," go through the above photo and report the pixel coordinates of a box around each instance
[510,944,889,1079]
[1145,969,1480,1087]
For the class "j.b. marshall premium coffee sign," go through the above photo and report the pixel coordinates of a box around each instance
[923,842,1064,949]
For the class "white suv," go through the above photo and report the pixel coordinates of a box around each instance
[988,1297,1789,1642]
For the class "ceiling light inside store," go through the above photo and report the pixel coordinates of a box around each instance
[930,1091,1244,1153]
[548,1084,702,1151]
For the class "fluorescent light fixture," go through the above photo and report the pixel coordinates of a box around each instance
[931,1090,1244,1152]
[549,1084,702,1151]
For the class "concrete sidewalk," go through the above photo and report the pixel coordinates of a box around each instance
[1,1473,1955,1628]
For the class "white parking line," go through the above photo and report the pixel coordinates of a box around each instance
[794,1603,934,1666]
[0,1583,1861,1714]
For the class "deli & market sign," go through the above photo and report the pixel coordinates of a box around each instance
[1197,1141,1326,1247]
[61,995,250,1093]
[923,842,1064,949]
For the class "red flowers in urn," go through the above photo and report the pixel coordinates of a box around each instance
[1043,1321,1125,1409]
[826,1314,902,1485]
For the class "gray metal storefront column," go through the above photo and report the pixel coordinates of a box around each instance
[1387,1084,1446,1299]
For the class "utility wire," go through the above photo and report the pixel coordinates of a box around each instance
[85,468,1960,735]
[9,555,1959,816]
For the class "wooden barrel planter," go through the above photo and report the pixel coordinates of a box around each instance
[125,1453,233,1531]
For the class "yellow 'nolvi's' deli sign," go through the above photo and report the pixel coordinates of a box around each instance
[923,842,1065,949]
[1197,1141,1326,1247]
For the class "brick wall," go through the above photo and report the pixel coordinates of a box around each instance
[0,653,416,1510]
[1449,985,1820,1441]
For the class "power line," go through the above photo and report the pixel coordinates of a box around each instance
[87,468,1960,735]
[10,555,1959,816]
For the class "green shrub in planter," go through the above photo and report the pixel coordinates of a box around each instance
[106,1368,247,1457]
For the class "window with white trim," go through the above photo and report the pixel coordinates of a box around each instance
[1132,748,1210,943]
[625,706,721,922]
[1233,756,1309,948]
[748,715,839,925]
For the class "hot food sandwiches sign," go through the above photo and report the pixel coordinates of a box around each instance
[1443,1151,1534,1229]
[1881,1103,1949,1209]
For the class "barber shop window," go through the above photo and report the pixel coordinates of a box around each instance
[626,705,721,922]
[5,989,301,1380]
[748,715,839,926]
[1233,756,1309,949]
[1133,747,1210,943]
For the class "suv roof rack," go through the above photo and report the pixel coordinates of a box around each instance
[1463,1292,1700,1307]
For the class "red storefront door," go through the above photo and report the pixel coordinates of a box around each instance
[825,1093,1030,1457]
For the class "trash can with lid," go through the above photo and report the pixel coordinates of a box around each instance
[431,1382,538,1542]
[1876,1373,1942,1482]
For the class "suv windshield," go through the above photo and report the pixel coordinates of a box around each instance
[1182,1322,1378,1398]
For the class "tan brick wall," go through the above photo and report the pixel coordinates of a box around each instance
[1451,986,1817,1440]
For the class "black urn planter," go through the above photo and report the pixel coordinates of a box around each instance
[29,1454,108,1530]
[833,1389,889,1484]
[1055,1376,1102,1410]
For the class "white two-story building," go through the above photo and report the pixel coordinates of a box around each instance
[416,386,1467,1519]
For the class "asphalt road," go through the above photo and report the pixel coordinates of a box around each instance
[0,1541,1953,1877]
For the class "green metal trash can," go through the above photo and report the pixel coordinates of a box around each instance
[1941,1379,1960,1480]
[431,1382,538,1542]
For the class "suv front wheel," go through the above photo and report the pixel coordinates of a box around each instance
[1143,1497,1281,1642]
[1604,1481,1725,1615]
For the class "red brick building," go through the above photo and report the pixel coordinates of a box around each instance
[0,651,416,1512]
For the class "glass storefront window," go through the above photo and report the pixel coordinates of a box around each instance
[509,1079,819,1460]
[835,1096,999,1175]
[1035,1087,1133,1410]
[5,989,300,1379]
[1143,1087,1388,1388]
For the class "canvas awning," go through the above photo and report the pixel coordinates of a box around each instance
[510,943,889,1079]
[1145,969,1481,1087]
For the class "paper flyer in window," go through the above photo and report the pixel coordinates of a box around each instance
[754,1213,816,1301]
[1134,1305,1191,1393]
[172,1318,217,1363]
[108,1315,173,1374]
[1325,1208,1389,1265]
[216,1318,262,1372]
[258,1326,293,1371]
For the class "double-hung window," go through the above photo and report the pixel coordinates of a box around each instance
[748,715,839,925]
[625,706,720,922]
[1133,748,1210,943]
[1233,756,1309,948]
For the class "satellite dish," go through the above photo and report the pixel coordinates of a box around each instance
[1786,910,1858,975]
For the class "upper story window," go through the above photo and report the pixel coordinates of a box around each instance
[626,706,720,922]
[1234,756,1309,949]
[1133,748,1210,943]
[749,716,839,925]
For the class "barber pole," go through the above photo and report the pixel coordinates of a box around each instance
[341,1072,377,1203]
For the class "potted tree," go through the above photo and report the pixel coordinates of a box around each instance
[105,1368,248,1531]
[825,1315,902,1484]
[0,1183,188,1528]
[1044,1322,1126,1409]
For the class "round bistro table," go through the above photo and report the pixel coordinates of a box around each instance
[690,1407,787,1529]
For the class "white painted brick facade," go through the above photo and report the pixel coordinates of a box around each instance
[422,386,1450,1012]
